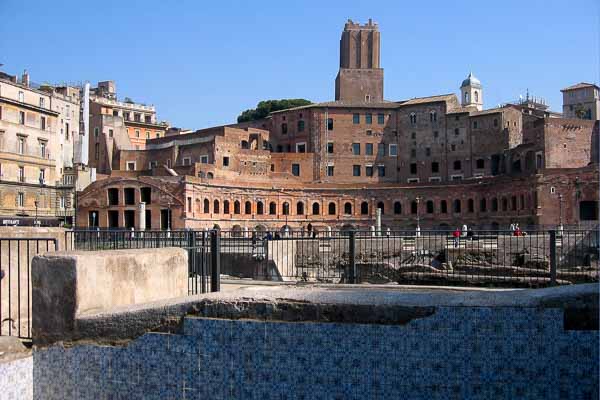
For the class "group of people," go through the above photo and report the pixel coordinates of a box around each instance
[452,224,474,247]
[510,223,525,236]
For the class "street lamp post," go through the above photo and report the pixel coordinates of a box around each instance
[415,196,421,237]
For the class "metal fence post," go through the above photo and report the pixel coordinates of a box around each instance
[348,230,356,284]
[210,230,221,292]
[549,229,557,286]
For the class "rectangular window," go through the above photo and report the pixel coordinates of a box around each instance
[366,166,374,177]
[297,120,305,132]
[0,106,2,120]
[135,130,140,138]
[149,161,158,169]
[353,165,361,176]
[327,118,333,130]
[59,197,65,209]
[378,165,386,177]
[65,123,70,140]
[40,116,46,130]
[39,168,45,183]
[18,166,24,182]
[352,143,360,155]
[425,147,431,157]
[124,112,130,121]
[352,113,360,124]
[94,127,99,137]
[365,113,372,124]
[327,142,334,154]
[167,159,171,168]
[18,91,24,102]
[377,113,385,124]
[19,111,25,125]
[95,143,99,160]
[296,143,306,153]
[292,163,300,176]
[411,149,416,158]
[146,131,150,139]
[389,144,398,157]
[410,163,417,174]
[365,143,373,155]
[431,162,439,173]
[281,123,288,134]
[18,137,25,154]
[40,141,46,158]
[182,157,191,166]
[378,143,385,156]
[223,156,229,167]
[17,192,24,207]
[40,98,45,108]
[126,162,135,171]
[327,165,334,176]
[108,129,113,138]
[200,155,208,164]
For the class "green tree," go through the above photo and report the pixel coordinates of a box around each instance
[237,99,312,122]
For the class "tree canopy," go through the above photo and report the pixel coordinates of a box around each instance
[237,99,312,122]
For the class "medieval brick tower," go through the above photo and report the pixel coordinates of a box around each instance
[335,19,383,103]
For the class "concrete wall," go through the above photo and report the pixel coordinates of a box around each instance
[32,247,187,345]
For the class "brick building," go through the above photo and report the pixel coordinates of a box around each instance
[76,19,599,232]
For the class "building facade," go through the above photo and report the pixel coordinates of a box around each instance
[76,20,600,232]
[561,82,600,120]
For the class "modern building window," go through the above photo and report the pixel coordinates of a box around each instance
[17,192,24,207]
[269,202,276,215]
[365,113,372,124]
[365,166,373,177]
[394,201,401,214]
[312,202,320,215]
[353,113,360,124]
[296,202,304,215]
[352,165,361,176]
[410,163,417,174]
[328,202,336,215]
[327,165,334,176]
[327,118,333,130]
[344,202,352,215]
[352,143,360,155]
[476,159,485,169]
[292,163,300,176]
[361,202,369,215]
[389,144,398,157]
[281,123,288,134]
[223,156,229,167]
[297,120,305,132]
[378,143,385,156]
[378,165,386,177]
[365,143,373,155]
[19,111,25,125]
[327,142,334,154]
[377,113,385,124]
[453,160,462,170]
[245,201,252,214]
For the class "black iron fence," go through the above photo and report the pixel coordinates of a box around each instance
[0,238,58,339]
[66,228,599,288]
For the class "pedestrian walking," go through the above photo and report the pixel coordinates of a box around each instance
[453,227,461,248]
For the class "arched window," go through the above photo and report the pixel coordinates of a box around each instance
[440,200,448,214]
[204,199,210,214]
[282,202,290,215]
[234,200,241,214]
[296,201,304,215]
[453,160,462,170]
[361,201,369,215]
[464,92,470,103]
[269,202,277,215]
[501,197,508,212]
[223,200,230,214]
[468,199,474,213]
[312,202,320,215]
[213,200,220,214]
[328,202,336,215]
[411,201,418,214]
[480,198,487,212]
[474,91,479,102]
[453,199,461,213]
[207,172,214,179]
[245,201,252,214]
[344,202,352,215]
[409,112,417,124]
[256,201,264,215]
[426,200,434,214]
[429,111,437,122]
[394,201,402,215]
[377,202,385,215]
[492,198,498,212]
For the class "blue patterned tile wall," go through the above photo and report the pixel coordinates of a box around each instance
[33,307,599,400]
[0,356,32,400]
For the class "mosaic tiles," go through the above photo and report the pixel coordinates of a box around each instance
[0,356,32,400]
[33,307,599,399]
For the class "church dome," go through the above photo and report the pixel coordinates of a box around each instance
[461,72,481,88]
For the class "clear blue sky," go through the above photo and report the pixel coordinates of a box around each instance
[1,0,598,128]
